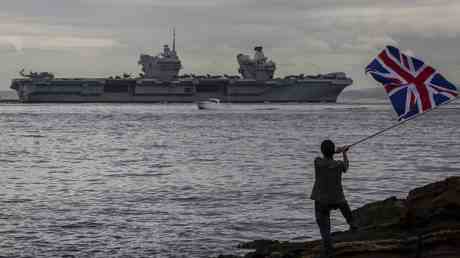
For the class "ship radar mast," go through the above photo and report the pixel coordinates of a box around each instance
[172,27,176,56]
[138,28,182,80]
[237,46,276,81]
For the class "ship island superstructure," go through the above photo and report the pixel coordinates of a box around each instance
[10,32,353,103]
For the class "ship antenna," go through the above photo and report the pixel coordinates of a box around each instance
[172,27,176,53]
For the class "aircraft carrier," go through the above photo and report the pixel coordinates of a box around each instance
[10,33,353,103]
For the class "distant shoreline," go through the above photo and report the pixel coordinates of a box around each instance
[0,100,20,103]
[0,90,19,102]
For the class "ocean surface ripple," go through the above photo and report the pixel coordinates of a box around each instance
[1,103,459,257]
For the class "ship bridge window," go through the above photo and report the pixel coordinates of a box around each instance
[196,85,221,93]
[104,84,129,93]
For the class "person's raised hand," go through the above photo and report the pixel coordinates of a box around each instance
[336,145,350,153]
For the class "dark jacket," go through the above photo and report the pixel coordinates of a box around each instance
[310,157,347,204]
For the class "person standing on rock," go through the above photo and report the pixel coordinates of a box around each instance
[311,139,357,258]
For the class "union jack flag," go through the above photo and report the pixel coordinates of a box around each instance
[366,46,458,120]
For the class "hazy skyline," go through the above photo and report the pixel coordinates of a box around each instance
[1,0,459,90]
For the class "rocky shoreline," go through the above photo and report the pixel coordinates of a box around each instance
[215,176,460,258]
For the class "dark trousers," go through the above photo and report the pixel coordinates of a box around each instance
[315,201,354,258]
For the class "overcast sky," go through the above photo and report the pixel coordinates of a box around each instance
[1,0,459,91]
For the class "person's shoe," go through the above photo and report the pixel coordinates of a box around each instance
[314,253,334,258]
[316,248,335,258]
[349,223,358,232]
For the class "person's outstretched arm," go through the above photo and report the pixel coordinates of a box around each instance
[342,147,349,172]
[336,145,350,172]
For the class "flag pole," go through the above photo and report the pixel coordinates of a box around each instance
[348,97,458,148]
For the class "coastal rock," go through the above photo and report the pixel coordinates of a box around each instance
[352,196,405,229]
[403,177,460,231]
[216,176,460,258]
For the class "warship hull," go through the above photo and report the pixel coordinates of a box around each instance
[10,76,352,103]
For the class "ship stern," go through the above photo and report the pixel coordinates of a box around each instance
[10,79,32,102]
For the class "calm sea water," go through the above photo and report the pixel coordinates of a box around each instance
[1,103,459,257]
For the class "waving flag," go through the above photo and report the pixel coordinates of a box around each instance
[366,46,458,120]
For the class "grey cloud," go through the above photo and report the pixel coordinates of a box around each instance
[0,42,19,53]
[1,0,459,90]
